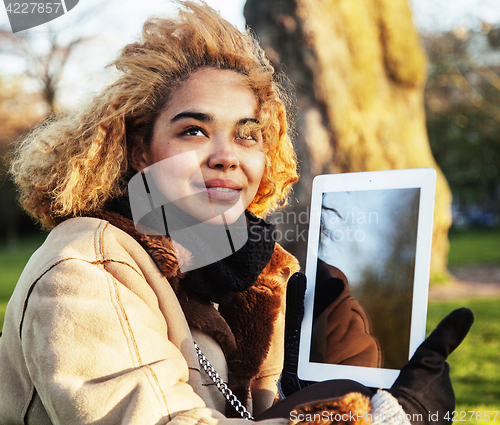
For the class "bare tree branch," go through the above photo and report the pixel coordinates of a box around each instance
[0,3,104,112]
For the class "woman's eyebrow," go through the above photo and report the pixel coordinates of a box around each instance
[237,118,260,125]
[170,112,260,126]
[170,111,213,123]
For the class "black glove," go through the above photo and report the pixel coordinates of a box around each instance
[389,308,474,425]
[280,272,314,397]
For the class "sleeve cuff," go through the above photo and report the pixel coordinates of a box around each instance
[370,390,411,425]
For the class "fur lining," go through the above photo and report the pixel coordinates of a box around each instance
[290,392,372,425]
[220,243,300,411]
[93,211,300,412]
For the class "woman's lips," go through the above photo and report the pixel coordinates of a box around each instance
[206,187,241,201]
[195,179,242,202]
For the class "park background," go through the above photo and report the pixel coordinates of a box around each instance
[0,0,499,422]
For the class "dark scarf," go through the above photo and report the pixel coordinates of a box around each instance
[106,195,276,304]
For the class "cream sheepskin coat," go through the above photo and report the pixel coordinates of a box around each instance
[0,216,300,425]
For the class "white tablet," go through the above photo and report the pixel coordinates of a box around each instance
[298,168,436,388]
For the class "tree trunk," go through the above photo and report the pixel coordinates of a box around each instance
[245,0,452,278]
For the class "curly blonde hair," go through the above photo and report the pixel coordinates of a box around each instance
[10,1,298,229]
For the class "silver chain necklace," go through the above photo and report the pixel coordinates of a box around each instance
[194,342,254,420]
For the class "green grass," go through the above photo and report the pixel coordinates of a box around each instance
[428,298,500,424]
[448,227,500,267]
[0,234,46,330]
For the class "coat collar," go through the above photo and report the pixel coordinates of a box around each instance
[93,210,300,411]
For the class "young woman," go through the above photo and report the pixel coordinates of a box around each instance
[0,2,472,424]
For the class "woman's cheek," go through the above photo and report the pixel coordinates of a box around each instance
[252,150,267,184]
[149,151,203,202]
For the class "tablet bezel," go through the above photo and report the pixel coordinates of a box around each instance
[297,168,436,388]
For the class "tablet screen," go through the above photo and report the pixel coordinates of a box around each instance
[298,168,435,388]
[311,188,420,369]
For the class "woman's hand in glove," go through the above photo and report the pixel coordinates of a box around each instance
[280,272,312,398]
[388,308,474,425]
[280,270,474,425]
[280,308,473,425]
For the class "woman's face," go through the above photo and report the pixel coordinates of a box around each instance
[131,68,266,225]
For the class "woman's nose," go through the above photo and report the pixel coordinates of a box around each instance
[207,136,239,171]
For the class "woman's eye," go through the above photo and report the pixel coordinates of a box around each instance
[183,127,205,137]
[236,129,257,143]
[236,135,255,141]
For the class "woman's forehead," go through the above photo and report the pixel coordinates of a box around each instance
[162,68,259,123]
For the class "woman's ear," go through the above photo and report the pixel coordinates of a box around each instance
[129,143,150,173]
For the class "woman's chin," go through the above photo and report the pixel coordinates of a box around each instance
[202,212,243,226]
[196,201,246,226]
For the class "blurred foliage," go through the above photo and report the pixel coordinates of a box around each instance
[0,75,46,147]
[0,76,46,246]
[0,18,97,246]
[423,27,500,222]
